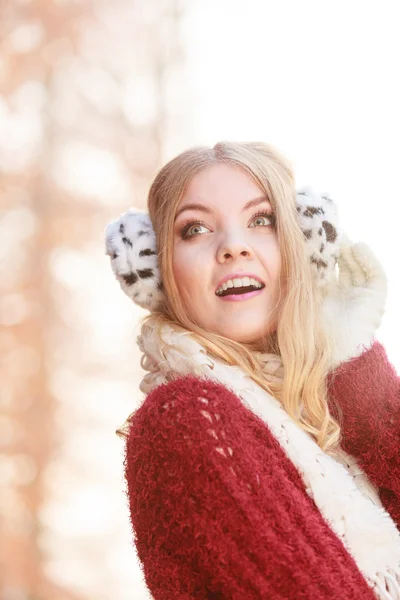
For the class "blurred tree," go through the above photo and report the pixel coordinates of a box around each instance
[0,0,188,598]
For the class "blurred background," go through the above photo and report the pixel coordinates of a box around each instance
[0,0,399,598]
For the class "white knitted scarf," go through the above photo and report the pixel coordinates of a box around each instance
[136,320,400,600]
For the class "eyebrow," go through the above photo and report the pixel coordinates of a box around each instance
[175,196,270,220]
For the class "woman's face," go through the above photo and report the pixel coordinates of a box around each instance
[172,163,281,344]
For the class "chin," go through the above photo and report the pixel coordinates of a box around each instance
[216,327,268,345]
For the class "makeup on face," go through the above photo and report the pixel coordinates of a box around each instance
[172,163,281,343]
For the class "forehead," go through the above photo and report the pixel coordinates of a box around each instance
[183,163,265,205]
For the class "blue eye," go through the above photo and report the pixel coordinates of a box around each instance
[180,211,276,240]
[180,221,210,239]
[249,211,276,228]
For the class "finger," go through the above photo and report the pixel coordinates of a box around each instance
[351,243,388,288]
[337,234,365,288]
[337,236,367,288]
[337,246,353,288]
[346,245,367,287]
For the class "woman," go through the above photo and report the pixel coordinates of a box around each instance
[105,142,400,599]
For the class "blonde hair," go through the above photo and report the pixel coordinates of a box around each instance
[119,141,341,454]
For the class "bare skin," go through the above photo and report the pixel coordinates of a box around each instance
[173,163,281,344]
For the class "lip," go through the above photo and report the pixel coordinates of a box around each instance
[217,288,264,302]
[215,272,265,293]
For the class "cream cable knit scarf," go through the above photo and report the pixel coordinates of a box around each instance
[135,320,400,599]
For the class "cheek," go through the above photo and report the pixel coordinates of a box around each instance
[173,243,207,298]
[272,244,282,279]
[257,235,281,281]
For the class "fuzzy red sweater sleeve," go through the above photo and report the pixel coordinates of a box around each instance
[327,339,400,526]
[124,376,375,600]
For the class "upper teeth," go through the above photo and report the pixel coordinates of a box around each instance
[215,277,263,295]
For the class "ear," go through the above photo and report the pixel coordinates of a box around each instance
[296,186,342,288]
[104,187,343,311]
[105,208,164,311]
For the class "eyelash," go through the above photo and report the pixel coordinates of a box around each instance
[180,210,276,240]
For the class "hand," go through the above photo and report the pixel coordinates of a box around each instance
[104,190,387,366]
[321,235,388,369]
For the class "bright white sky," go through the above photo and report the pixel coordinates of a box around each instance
[181,0,400,367]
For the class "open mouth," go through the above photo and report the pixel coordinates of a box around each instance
[215,284,265,297]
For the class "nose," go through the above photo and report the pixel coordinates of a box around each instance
[216,236,254,263]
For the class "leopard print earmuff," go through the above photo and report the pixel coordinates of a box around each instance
[104,186,341,311]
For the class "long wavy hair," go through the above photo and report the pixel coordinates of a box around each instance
[120,141,341,454]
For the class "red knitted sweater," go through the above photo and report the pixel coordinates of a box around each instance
[124,340,400,599]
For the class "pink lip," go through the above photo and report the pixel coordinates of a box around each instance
[215,272,265,291]
[217,288,264,302]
